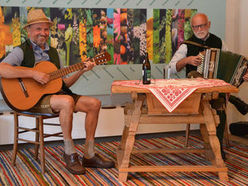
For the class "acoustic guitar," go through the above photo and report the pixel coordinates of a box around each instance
[0,52,111,111]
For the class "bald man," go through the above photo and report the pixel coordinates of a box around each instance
[169,13,227,75]
[169,13,228,160]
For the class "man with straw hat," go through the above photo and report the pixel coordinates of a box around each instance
[0,9,114,175]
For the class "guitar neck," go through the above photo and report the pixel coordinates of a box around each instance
[48,52,111,80]
[49,62,85,80]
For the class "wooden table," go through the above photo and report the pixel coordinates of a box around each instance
[111,80,238,182]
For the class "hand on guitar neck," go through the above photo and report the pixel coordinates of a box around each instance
[79,58,96,73]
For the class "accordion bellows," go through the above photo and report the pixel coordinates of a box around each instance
[197,48,248,87]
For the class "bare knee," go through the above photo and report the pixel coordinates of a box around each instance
[75,96,101,113]
[51,95,75,113]
[89,98,101,112]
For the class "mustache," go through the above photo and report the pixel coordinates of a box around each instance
[195,31,206,35]
[193,30,208,39]
[37,35,47,38]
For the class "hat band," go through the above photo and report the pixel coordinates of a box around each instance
[27,17,52,25]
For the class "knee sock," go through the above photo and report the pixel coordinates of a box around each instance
[64,139,76,155]
[84,140,95,159]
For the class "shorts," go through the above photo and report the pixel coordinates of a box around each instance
[28,93,80,114]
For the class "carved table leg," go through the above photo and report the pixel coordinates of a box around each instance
[201,100,228,181]
[117,93,144,182]
[200,124,213,161]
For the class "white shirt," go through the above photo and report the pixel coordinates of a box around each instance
[168,40,228,74]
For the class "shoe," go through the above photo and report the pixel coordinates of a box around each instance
[82,154,115,168]
[64,153,85,175]
[229,95,248,115]
[230,122,248,136]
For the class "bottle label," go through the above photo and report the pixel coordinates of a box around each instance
[146,69,151,80]
[142,69,151,84]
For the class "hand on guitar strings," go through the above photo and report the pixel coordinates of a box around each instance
[32,70,50,85]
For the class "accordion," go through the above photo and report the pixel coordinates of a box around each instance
[197,48,248,87]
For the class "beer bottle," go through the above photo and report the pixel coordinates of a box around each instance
[142,53,151,84]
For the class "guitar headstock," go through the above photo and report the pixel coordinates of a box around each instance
[93,52,111,65]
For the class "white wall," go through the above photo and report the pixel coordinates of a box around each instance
[0,107,199,145]
[239,0,248,57]
[226,0,248,56]
[0,108,126,145]
[225,0,248,126]
[225,0,240,53]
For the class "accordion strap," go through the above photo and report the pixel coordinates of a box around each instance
[183,40,210,49]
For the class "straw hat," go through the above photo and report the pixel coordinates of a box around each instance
[24,9,53,29]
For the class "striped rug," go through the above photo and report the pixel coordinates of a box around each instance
[0,134,247,185]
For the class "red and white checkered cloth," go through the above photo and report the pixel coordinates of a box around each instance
[112,79,229,112]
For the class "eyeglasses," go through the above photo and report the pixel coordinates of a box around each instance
[191,23,208,30]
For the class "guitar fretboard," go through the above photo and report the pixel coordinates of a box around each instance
[49,62,85,80]
[48,52,110,80]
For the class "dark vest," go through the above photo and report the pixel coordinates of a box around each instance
[20,39,60,68]
[185,33,222,75]
[19,39,73,95]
